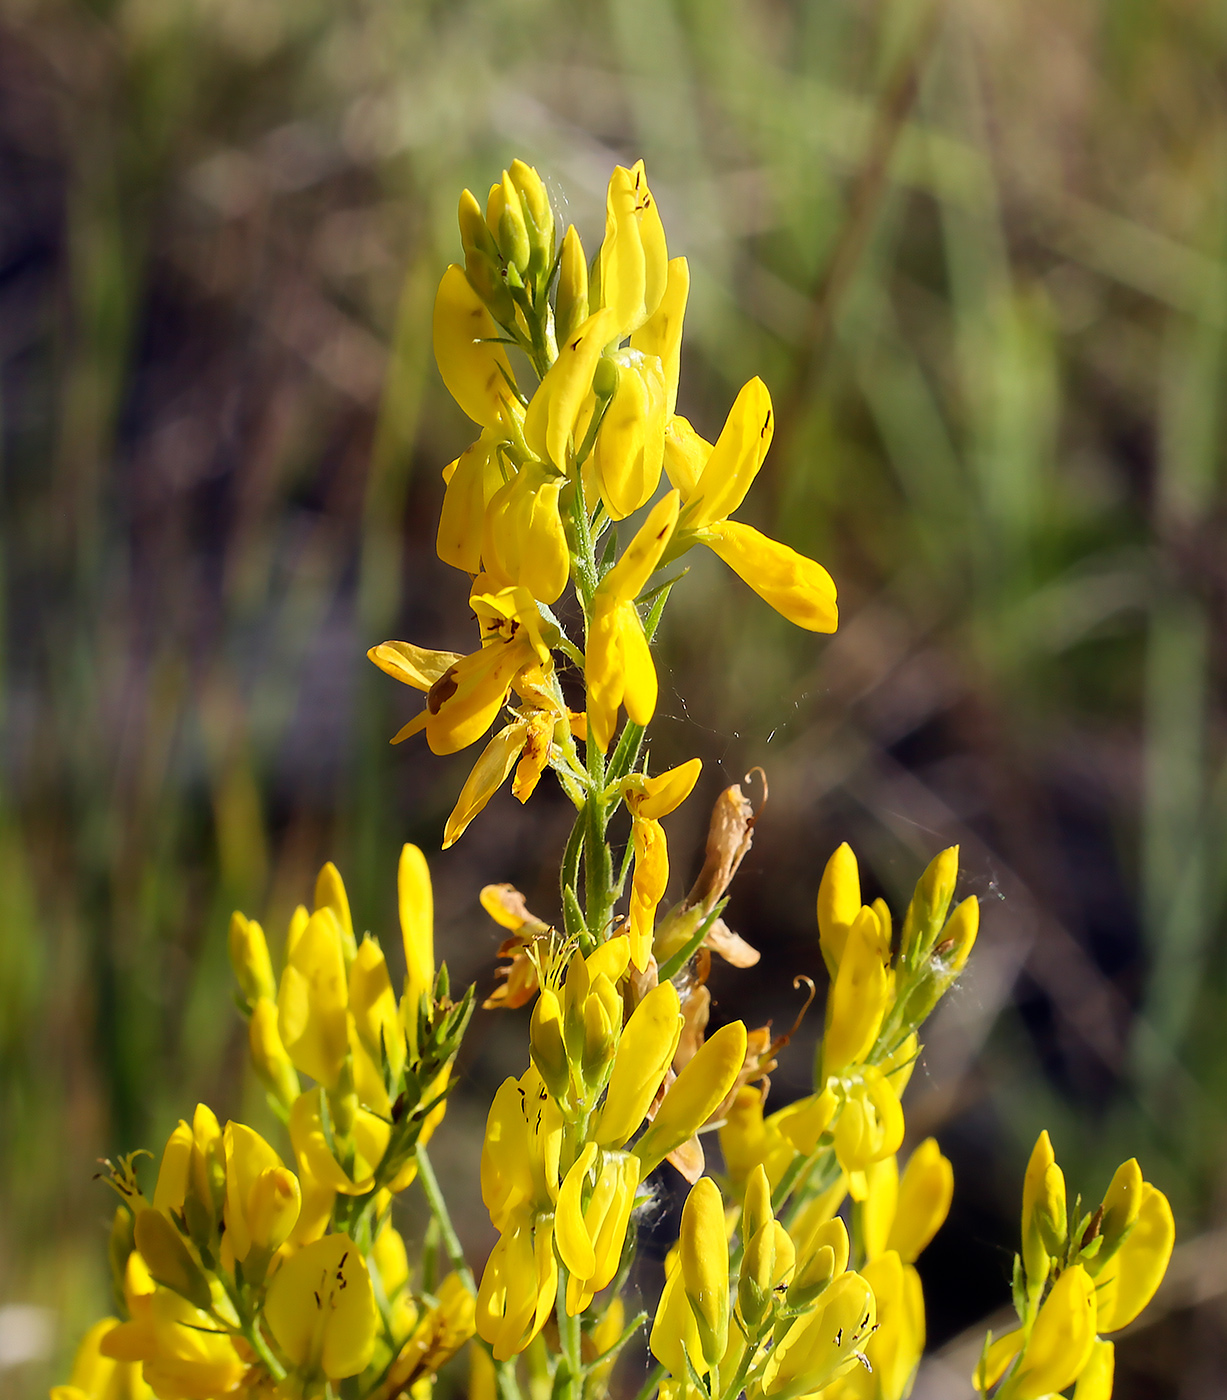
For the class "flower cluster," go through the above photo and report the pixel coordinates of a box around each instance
[974,1133,1175,1400]
[53,157,1172,1400]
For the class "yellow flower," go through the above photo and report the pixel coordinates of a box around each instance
[222,1122,300,1267]
[621,757,702,969]
[597,161,669,340]
[101,1254,248,1400]
[277,908,349,1091]
[594,981,683,1148]
[398,842,434,1058]
[380,1272,477,1397]
[662,386,837,632]
[816,843,862,976]
[634,1020,748,1175]
[1092,1181,1174,1332]
[1021,1131,1065,1298]
[264,1233,378,1385]
[630,256,689,418]
[228,912,275,1007]
[861,1138,953,1266]
[436,430,508,575]
[482,461,570,604]
[51,1318,152,1400]
[759,1270,876,1400]
[825,1251,924,1400]
[718,1086,799,1191]
[831,1067,905,1195]
[432,263,516,430]
[1008,1264,1097,1400]
[475,1210,557,1360]
[289,1088,391,1197]
[369,585,552,756]
[524,308,617,471]
[586,491,680,751]
[591,349,668,520]
[556,1145,643,1315]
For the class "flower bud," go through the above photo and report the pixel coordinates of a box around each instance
[133,1208,212,1311]
[1097,1157,1143,1263]
[488,173,530,281]
[1021,1131,1058,1296]
[1009,1264,1096,1400]
[899,846,959,966]
[787,1216,848,1309]
[581,985,617,1089]
[529,988,571,1101]
[229,913,275,1006]
[249,996,300,1106]
[817,843,861,976]
[555,225,589,344]
[679,1178,729,1368]
[508,159,554,280]
[739,1220,794,1329]
[247,1167,302,1257]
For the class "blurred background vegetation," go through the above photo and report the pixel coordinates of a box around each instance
[1,0,1225,1394]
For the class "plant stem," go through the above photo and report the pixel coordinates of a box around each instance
[414,1144,475,1295]
[556,1268,583,1400]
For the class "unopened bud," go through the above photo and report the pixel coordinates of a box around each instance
[555,225,589,344]
[247,1167,301,1256]
[134,1208,212,1311]
[328,1057,358,1138]
[508,159,554,279]
[488,174,530,280]
[459,189,515,323]
[900,845,959,966]
[530,988,571,1101]
[788,1216,848,1310]
[229,913,276,1006]
[1098,1158,1143,1262]
[581,988,616,1088]
[249,997,300,1106]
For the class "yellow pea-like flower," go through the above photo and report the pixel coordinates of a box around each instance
[102,1253,248,1398]
[482,462,570,604]
[432,263,516,430]
[701,520,837,633]
[51,1318,151,1400]
[524,307,617,470]
[788,1215,849,1307]
[592,350,668,520]
[558,1148,643,1315]
[833,1068,905,1190]
[826,1251,924,1400]
[1092,1181,1174,1332]
[624,757,702,821]
[264,1233,378,1382]
[598,160,669,339]
[631,256,690,417]
[437,431,506,574]
[586,491,680,752]
[222,1121,300,1263]
[761,1271,876,1400]
[859,1154,899,1264]
[679,377,773,530]
[887,1137,954,1264]
[1008,1264,1097,1400]
[595,981,683,1148]
[529,987,570,1101]
[739,1219,795,1328]
[277,907,349,1091]
[289,1088,390,1196]
[774,1084,838,1157]
[476,1211,558,1360]
[634,1020,748,1174]
[822,908,893,1078]
[718,1085,798,1191]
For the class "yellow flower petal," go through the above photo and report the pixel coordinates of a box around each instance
[702,519,837,632]
[264,1233,377,1380]
[432,264,515,429]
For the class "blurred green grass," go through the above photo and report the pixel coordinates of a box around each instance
[1,0,1226,1393]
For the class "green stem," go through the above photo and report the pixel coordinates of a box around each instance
[414,1144,476,1295]
[632,1363,665,1400]
[243,1318,287,1382]
[556,1268,583,1400]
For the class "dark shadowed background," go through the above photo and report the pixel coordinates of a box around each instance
[1,0,1225,1394]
